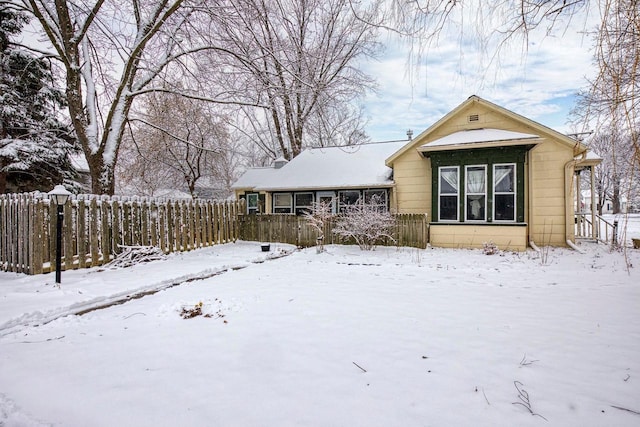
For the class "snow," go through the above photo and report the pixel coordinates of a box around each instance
[251,141,407,191]
[422,128,541,149]
[0,218,639,426]
[231,166,281,190]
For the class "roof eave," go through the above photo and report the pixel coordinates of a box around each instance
[417,138,543,154]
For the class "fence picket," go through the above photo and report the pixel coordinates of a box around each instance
[1,193,427,275]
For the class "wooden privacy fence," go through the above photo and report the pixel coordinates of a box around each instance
[238,213,429,249]
[0,193,243,275]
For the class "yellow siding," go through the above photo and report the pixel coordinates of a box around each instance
[392,149,431,214]
[391,97,578,248]
[528,141,574,246]
[429,224,528,251]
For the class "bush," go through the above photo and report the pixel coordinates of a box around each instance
[332,195,396,250]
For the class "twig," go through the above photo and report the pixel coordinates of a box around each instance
[482,388,490,405]
[353,361,367,373]
[519,353,539,366]
[610,405,640,416]
[512,381,548,421]
[18,335,65,344]
[123,312,147,319]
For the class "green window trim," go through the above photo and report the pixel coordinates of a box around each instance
[430,146,527,223]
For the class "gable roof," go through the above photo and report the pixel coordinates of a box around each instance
[386,95,587,166]
[236,140,407,192]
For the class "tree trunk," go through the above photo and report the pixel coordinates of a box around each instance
[0,169,7,194]
[612,181,621,214]
[87,152,115,195]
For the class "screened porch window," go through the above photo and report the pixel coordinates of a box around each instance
[246,193,259,214]
[439,166,459,221]
[364,189,388,211]
[465,165,486,221]
[294,192,314,215]
[493,164,516,221]
[273,193,292,214]
[338,190,361,212]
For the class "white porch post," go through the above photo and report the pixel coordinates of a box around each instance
[590,165,597,240]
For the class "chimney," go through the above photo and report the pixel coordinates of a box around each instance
[274,157,288,169]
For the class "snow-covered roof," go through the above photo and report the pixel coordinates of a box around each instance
[239,141,407,192]
[232,167,281,190]
[419,128,542,152]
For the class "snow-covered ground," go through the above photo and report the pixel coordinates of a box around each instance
[1,216,639,427]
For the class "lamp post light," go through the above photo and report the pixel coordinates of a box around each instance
[47,184,71,284]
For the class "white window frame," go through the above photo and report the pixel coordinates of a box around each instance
[464,165,487,222]
[272,192,292,214]
[294,192,314,215]
[363,189,388,211]
[246,193,259,214]
[493,163,516,222]
[338,190,361,212]
[316,191,336,214]
[438,166,459,221]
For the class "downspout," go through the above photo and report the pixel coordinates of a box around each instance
[528,147,540,252]
[564,154,586,253]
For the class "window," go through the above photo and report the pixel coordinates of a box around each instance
[493,164,516,221]
[439,166,459,221]
[317,191,336,214]
[273,193,292,214]
[364,189,388,211]
[246,193,259,214]
[465,165,486,221]
[294,192,313,215]
[338,190,361,212]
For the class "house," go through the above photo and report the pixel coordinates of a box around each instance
[233,141,407,214]
[233,95,601,250]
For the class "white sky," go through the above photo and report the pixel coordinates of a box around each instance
[361,7,598,142]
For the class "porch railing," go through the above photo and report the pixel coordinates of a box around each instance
[575,212,617,244]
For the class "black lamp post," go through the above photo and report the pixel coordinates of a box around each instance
[47,185,71,284]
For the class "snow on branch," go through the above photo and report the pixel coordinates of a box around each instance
[332,195,396,251]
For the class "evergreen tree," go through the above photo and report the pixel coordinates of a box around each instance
[0,8,79,193]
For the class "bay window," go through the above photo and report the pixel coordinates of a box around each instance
[431,146,526,224]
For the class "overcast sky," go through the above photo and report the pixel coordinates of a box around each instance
[361,9,598,142]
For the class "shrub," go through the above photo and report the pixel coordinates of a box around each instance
[332,195,396,250]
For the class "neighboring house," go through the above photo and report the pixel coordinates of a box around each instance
[233,95,601,250]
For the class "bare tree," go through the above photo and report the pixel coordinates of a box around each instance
[585,128,636,214]
[579,0,639,161]
[117,91,232,198]
[203,0,379,160]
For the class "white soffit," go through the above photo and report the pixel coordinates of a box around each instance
[419,128,542,152]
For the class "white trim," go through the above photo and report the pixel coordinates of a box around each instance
[464,165,487,222]
[246,193,259,214]
[294,192,314,214]
[493,163,517,222]
[438,166,459,222]
[316,191,337,214]
[272,192,292,214]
